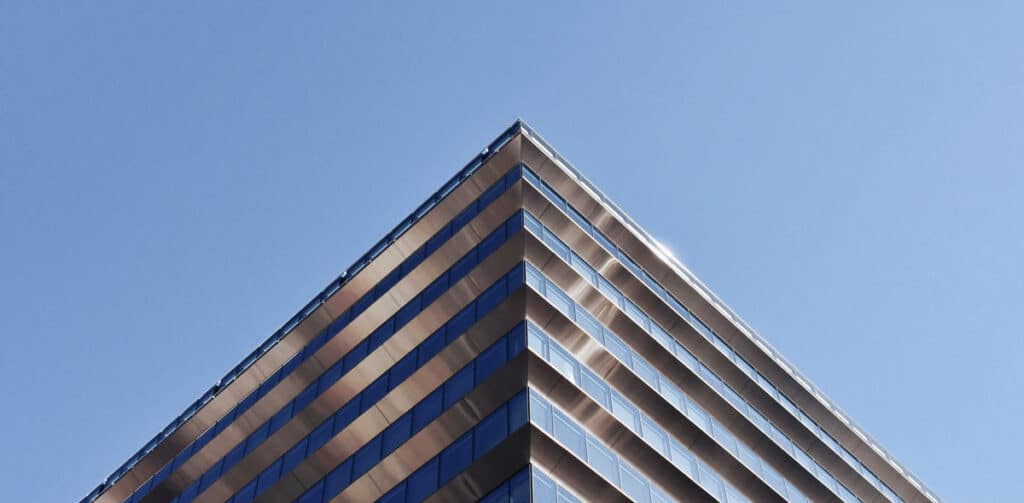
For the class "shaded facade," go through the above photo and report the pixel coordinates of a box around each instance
[83,122,938,503]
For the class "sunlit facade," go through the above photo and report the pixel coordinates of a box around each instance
[84,121,937,503]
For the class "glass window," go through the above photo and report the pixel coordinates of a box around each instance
[553,410,586,459]
[735,441,763,476]
[650,324,673,348]
[546,285,575,317]
[566,206,592,234]
[557,486,581,503]
[422,273,450,308]
[651,486,674,503]
[640,416,669,454]
[685,401,711,432]
[443,364,475,409]
[762,464,789,498]
[475,337,508,384]
[509,467,530,503]
[622,299,648,328]
[333,398,361,434]
[548,344,579,383]
[581,368,611,408]
[526,264,545,291]
[362,374,390,410]
[585,436,619,485]
[477,275,509,315]
[711,421,739,456]
[308,417,334,454]
[509,390,528,431]
[255,458,282,494]
[406,457,438,502]
[597,277,622,305]
[668,439,696,478]
[474,405,509,458]
[593,230,617,255]
[576,310,604,341]
[447,304,477,341]
[529,392,553,431]
[619,462,652,503]
[697,464,725,500]
[412,389,443,432]
[322,458,352,499]
[570,253,599,285]
[673,342,698,371]
[532,467,558,503]
[610,394,639,432]
[417,328,446,366]
[659,381,686,410]
[378,481,405,503]
[543,229,571,262]
[439,431,473,484]
[604,333,632,366]
[352,436,382,478]
[281,437,309,473]
[381,413,412,457]
[631,356,659,389]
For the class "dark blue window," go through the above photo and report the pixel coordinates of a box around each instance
[321,360,344,388]
[452,202,478,230]
[412,389,443,432]
[378,481,406,503]
[352,436,382,478]
[394,297,421,330]
[308,417,334,454]
[509,467,530,502]
[477,276,508,315]
[362,375,389,410]
[400,247,426,276]
[178,481,199,503]
[417,328,446,366]
[508,391,528,431]
[293,382,319,412]
[381,413,412,457]
[389,351,418,386]
[450,250,478,282]
[475,337,507,383]
[234,480,257,503]
[439,431,473,484]
[333,399,361,434]
[246,422,271,455]
[269,402,294,433]
[376,269,401,296]
[421,274,449,307]
[479,177,506,208]
[406,457,439,502]
[447,304,477,342]
[281,437,309,474]
[480,480,508,503]
[197,459,221,491]
[255,458,282,493]
[425,225,451,255]
[508,323,526,357]
[443,364,474,409]
[474,404,508,458]
[296,480,323,503]
[323,459,352,499]
[368,319,395,351]
[342,340,369,373]
[477,227,506,259]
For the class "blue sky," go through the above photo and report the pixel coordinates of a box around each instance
[1,2,1019,500]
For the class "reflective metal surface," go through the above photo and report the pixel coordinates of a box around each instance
[193,239,528,502]
[524,285,837,502]
[519,130,932,502]
[324,352,529,503]
[522,185,886,503]
[95,133,524,503]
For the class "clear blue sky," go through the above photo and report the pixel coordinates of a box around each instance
[1,2,1019,501]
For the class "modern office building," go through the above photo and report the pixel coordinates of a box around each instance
[83,121,938,503]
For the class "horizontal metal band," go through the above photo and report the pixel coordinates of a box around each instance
[521,186,883,502]
[423,428,531,503]
[327,352,529,502]
[143,177,527,502]
[194,238,528,502]
[518,136,923,502]
[96,134,524,503]
[523,234,844,501]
